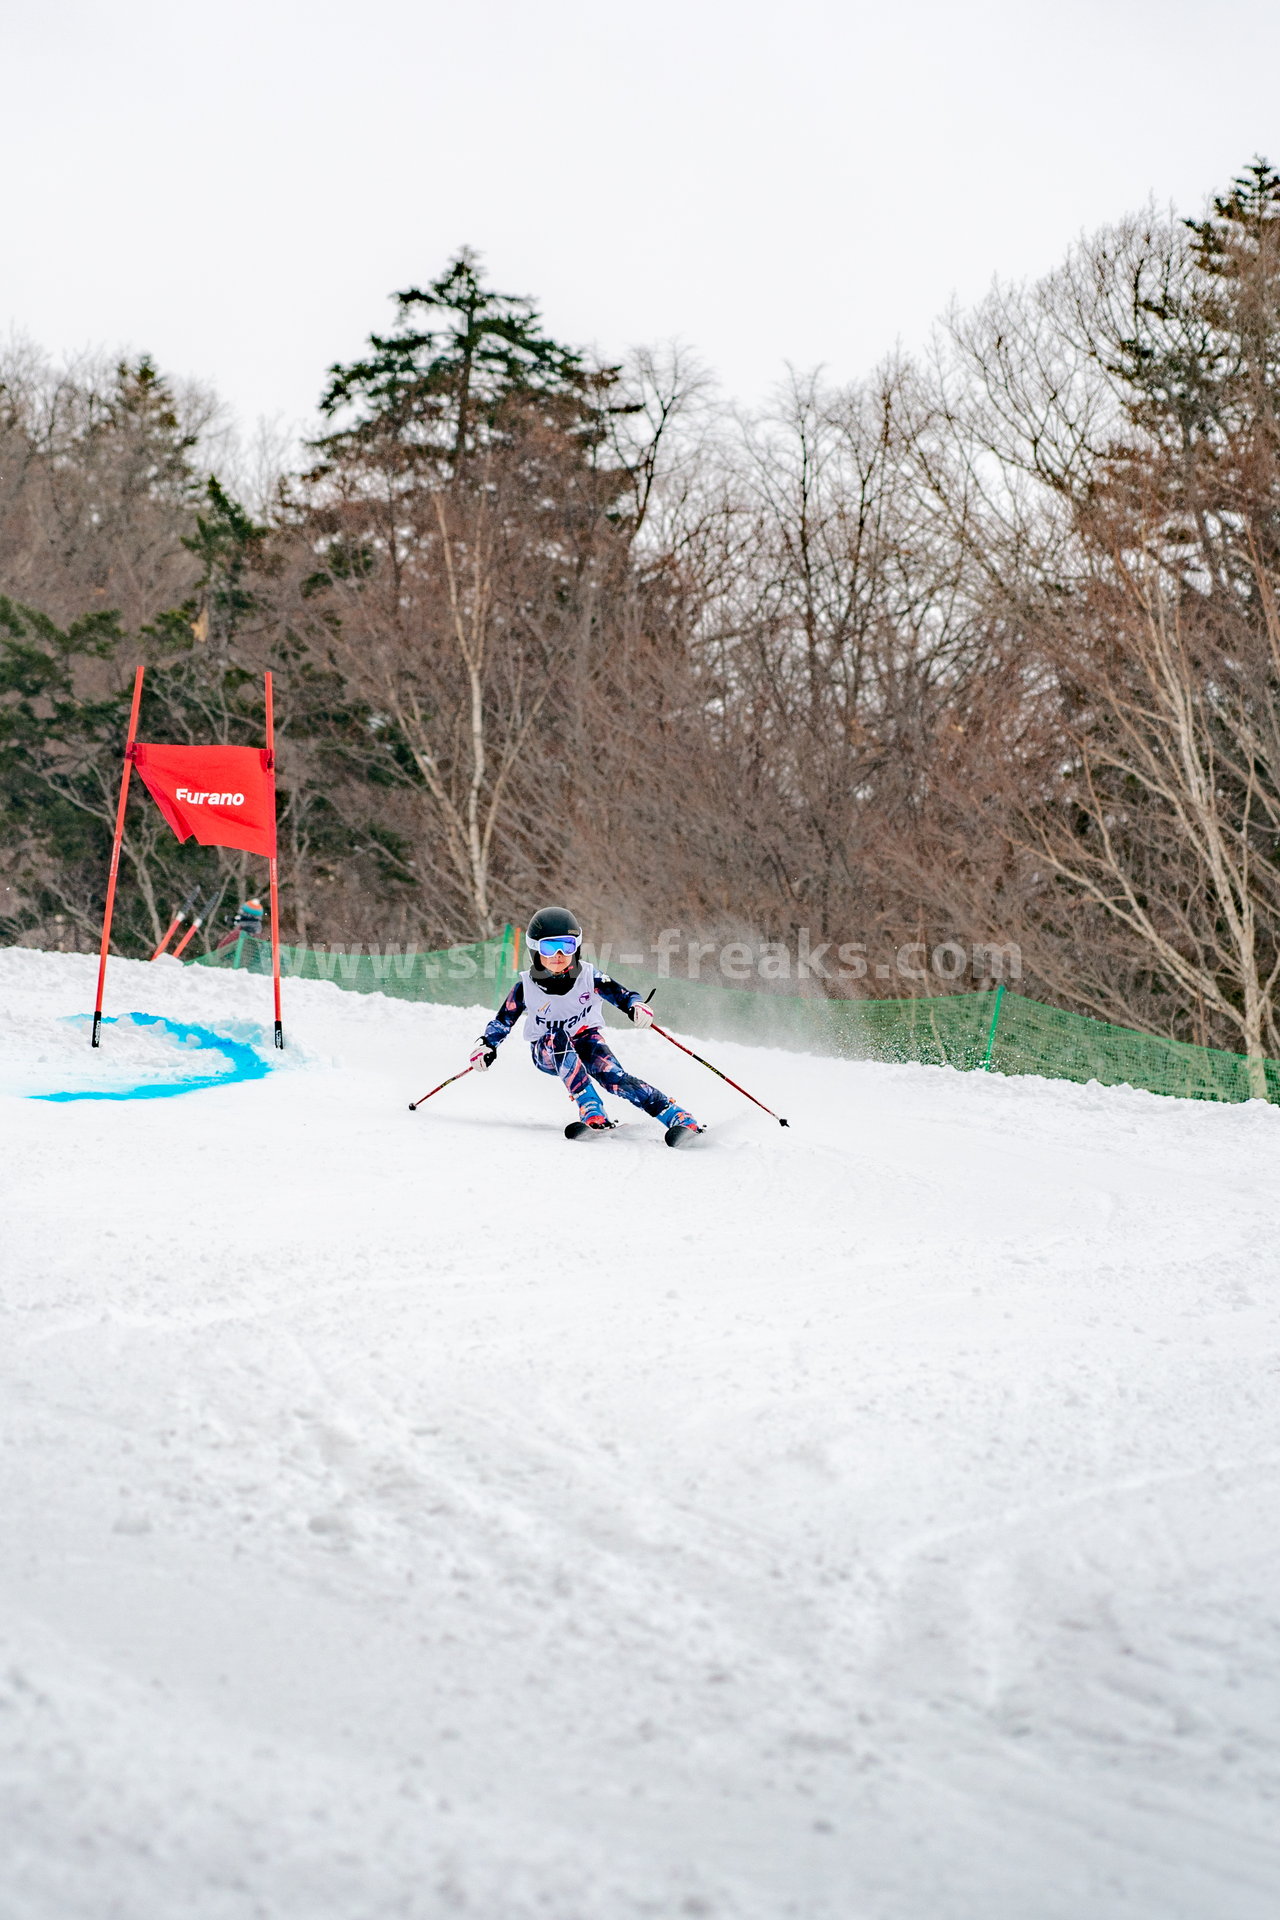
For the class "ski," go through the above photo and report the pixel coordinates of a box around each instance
[564,1118,618,1141]
[664,1122,707,1149]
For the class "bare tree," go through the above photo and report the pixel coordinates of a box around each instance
[0,345,223,632]
[925,163,1280,1075]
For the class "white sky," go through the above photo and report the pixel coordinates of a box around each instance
[4,0,1280,443]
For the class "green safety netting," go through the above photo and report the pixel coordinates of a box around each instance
[194,924,522,1008]
[194,927,1280,1105]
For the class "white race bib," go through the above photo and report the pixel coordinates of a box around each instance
[520,967,605,1041]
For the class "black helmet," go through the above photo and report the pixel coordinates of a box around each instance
[526,905,582,944]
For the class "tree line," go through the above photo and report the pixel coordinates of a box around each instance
[4,164,1280,1077]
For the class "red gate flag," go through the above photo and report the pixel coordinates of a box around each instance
[93,668,285,1051]
[132,744,276,859]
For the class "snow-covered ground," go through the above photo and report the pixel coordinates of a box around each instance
[2,945,1279,1919]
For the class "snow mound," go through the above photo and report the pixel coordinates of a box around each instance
[2,945,1279,1919]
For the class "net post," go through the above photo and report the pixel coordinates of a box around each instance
[91,664,145,1047]
[981,982,1006,1071]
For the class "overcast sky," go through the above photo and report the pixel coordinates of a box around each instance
[4,0,1280,443]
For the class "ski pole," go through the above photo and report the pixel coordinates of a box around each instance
[649,1022,789,1127]
[408,1065,476,1111]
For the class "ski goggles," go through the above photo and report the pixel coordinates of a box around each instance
[529,933,580,958]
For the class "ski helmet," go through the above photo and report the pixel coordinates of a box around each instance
[525,905,582,946]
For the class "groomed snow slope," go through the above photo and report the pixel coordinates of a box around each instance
[2,946,1279,1920]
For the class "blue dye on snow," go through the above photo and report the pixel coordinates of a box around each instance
[35,1014,270,1103]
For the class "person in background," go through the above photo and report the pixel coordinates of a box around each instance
[216,896,266,950]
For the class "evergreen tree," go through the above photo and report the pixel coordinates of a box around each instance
[1105,157,1280,460]
[315,249,597,474]
[292,255,646,937]
[167,476,267,654]
[97,355,205,506]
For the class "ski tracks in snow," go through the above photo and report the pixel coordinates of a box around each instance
[3,948,1280,1917]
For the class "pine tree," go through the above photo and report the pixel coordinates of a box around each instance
[316,249,593,475]
[291,255,643,938]
[180,477,267,652]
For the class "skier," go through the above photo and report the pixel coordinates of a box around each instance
[469,907,704,1145]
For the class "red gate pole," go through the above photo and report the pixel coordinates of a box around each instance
[264,671,284,1049]
[91,665,146,1048]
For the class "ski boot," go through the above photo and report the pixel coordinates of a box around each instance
[565,1112,616,1141]
[658,1103,705,1148]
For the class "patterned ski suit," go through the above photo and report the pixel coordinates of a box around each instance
[481,966,695,1128]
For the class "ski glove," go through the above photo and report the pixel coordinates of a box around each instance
[628,1002,655,1028]
[469,1042,497,1071]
